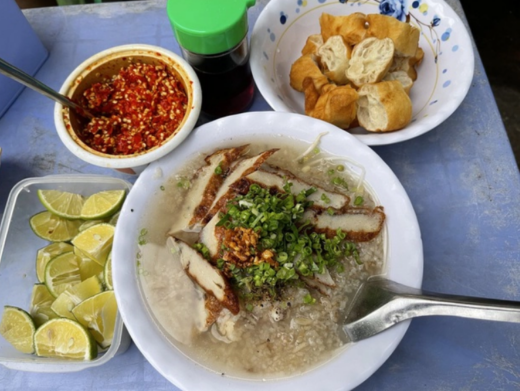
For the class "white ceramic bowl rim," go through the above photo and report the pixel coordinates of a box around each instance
[112,111,423,391]
[53,44,202,169]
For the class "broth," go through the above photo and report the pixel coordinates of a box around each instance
[137,136,385,379]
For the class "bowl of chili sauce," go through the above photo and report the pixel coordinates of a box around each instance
[54,44,202,174]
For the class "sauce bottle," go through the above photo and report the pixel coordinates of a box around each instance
[167,0,256,119]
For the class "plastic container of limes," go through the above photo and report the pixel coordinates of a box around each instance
[0,175,132,372]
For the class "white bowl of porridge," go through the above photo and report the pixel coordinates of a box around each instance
[112,111,423,390]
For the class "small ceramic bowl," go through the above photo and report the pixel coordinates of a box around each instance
[250,0,474,146]
[54,44,202,174]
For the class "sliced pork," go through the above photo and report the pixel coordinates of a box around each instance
[168,145,248,236]
[304,206,385,242]
[202,149,278,224]
[198,212,222,259]
[231,168,350,211]
[167,237,240,314]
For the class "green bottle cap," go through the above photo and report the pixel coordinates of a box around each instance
[167,0,256,55]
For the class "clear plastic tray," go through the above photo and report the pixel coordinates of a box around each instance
[0,175,132,372]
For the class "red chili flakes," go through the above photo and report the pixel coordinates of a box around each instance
[78,62,188,155]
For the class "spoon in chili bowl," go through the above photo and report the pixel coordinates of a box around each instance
[0,57,94,119]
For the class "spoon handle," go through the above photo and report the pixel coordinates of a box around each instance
[344,277,520,342]
[0,58,89,116]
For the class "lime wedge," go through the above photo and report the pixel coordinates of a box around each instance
[0,306,36,354]
[44,252,82,297]
[79,220,105,232]
[30,211,83,242]
[81,190,126,220]
[37,190,85,220]
[36,243,74,283]
[104,251,113,290]
[71,223,115,266]
[34,318,97,360]
[72,291,117,349]
[29,284,58,327]
[51,276,104,320]
[74,247,104,281]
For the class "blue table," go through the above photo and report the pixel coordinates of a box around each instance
[1,0,520,390]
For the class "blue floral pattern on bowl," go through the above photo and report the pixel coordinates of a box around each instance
[379,0,407,21]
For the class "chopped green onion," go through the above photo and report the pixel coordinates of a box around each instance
[176,177,191,189]
[353,249,362,265]
[320,193,331,204]
[214,163,223,175]
[345,242,355,256]
[160,185,165,191]
[303,293,316,304]
[336,165,345,172]
[193,242,211,260]
[216,213,231,227]
[331,177,349,189]
[251,183,262,193]
[212,180,368,299]
[354,196,364,206]
[277,252,288,262]
[138,228,148,245]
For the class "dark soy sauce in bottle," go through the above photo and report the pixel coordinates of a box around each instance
[181,37,255,118]
[167,0,256,119]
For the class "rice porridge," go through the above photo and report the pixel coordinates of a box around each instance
[137,136,386,379]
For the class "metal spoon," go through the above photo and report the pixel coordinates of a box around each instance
[0,57,94,119]
[343,276,520,342]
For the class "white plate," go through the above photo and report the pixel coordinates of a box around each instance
[112,111,423,391]
[251,0,474,146]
